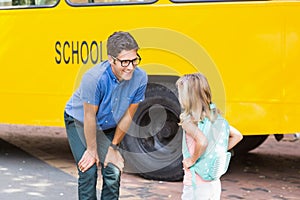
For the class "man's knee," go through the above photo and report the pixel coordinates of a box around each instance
[78,164,98,183]
[102,163,121,186]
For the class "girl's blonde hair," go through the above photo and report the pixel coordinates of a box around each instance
[176,73,218,124]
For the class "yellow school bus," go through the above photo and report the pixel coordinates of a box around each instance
[1,0,299,181]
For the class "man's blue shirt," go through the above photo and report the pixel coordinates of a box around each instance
[65,60,148,130]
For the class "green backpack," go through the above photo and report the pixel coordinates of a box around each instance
[182,105,231,186]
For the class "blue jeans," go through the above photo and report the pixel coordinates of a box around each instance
[64,111,121,200]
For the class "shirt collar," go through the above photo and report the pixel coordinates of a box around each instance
[107,62,120,83]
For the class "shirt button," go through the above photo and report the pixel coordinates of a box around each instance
[105,120,108,123]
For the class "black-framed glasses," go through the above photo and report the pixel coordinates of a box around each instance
[111,54,141,67]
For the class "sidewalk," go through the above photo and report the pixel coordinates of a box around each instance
[0,138,78,200]
[1,124,299,200]
[0,136,182,200]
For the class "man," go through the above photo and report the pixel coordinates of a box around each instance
[64,31,148,200]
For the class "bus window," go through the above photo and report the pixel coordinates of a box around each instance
[0,0,12,6]
[0,0,57,7]
[171,0,268,2]
[69,0,154,5]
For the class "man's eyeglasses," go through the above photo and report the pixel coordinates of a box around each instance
[111,54,141,67]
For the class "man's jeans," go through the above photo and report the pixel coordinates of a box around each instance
[64,112,121,200]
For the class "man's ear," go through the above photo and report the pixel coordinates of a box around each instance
[108,55,114,65]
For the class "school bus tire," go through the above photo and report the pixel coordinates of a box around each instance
[233,135,269,155]
[121,83,184,181]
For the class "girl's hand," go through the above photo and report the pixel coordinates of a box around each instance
[182,157,196,170]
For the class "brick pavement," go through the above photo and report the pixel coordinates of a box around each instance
[0,124,299,200]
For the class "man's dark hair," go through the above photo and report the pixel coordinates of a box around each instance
[107,31,139,58]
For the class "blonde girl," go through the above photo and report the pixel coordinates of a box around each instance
[176,73,243,200]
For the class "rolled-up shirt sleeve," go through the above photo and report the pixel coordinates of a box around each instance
[132,76,148,104]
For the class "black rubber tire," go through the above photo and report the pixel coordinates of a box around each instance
[121,83,183,181]
[233,135,269,155]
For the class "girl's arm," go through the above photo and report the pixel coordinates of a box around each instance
[228,125,243,150]
[181,120,208,169]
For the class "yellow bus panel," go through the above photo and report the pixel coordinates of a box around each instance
[0,1,300,136]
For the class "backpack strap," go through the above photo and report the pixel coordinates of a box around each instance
[182,103,216,159]
[182,103,228,188]
[182,130,198,188]
[182,130,191,160]
[182,118,211,188]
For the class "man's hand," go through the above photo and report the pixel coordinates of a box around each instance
[78,149,99,173]
[104,147,124,172]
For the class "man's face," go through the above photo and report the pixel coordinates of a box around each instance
[109,49,140,81]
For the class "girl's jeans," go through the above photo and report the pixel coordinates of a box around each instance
[64,111,121,200]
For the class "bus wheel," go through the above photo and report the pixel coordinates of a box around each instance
[233,135,269,155]
[121,83,184,181]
